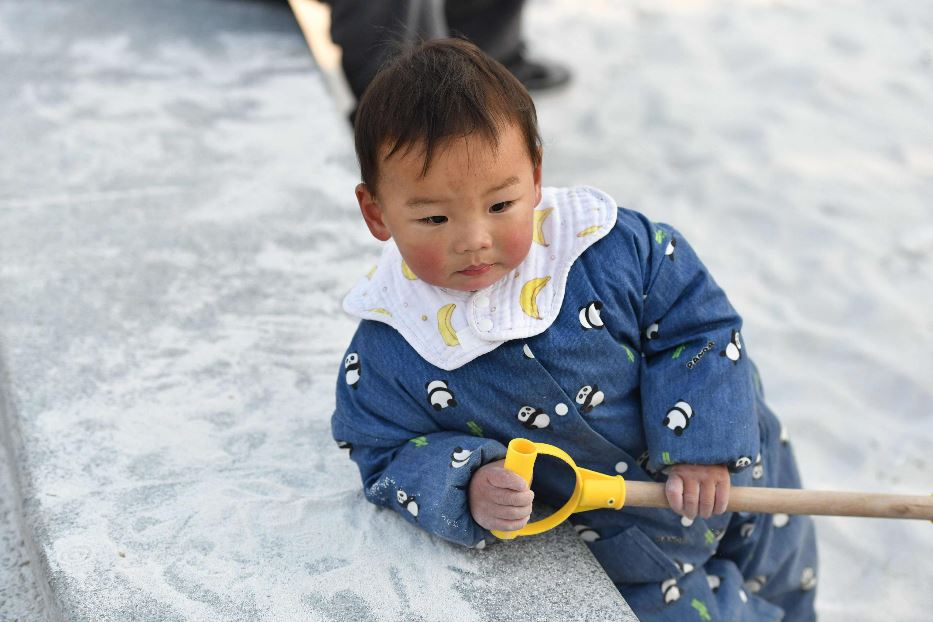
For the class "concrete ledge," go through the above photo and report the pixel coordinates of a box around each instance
[0,1,634,619]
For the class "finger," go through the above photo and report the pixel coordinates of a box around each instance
[698,481,716,519]
[489,515,531,532]
[665,474,684,515]
[492,487,534,507]
[493,503,533,521]
[714,478,731,515]
[510,489,535,507]
[681,477,700,520]
[486,467,530,491]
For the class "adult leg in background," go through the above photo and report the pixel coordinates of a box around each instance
[446,0,570,90]
[327,0,446,101]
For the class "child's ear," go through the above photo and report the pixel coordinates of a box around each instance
[356,183,391,241]
[532,158,543,206]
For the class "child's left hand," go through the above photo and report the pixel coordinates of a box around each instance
[664,464,731,520]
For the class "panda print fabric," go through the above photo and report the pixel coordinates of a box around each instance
[332,198,816,621]
[343,352,361,389]
[663,400,694,436]
[426,380,457,410]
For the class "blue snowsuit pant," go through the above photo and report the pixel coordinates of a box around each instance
[607,402,818,621]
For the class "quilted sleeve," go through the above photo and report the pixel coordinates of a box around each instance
[623,210,760,474]
[331,322,507,548]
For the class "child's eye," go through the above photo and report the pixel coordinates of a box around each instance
[490,201,514,213]
[420,215,448,225]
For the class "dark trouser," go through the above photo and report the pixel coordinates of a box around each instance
[327,0,526,101]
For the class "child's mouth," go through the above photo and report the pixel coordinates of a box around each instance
[459,264,493,276]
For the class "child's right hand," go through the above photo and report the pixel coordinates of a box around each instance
[468,459,535,532]
[664,463,731,520]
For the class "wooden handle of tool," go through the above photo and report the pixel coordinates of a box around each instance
[624,481,933,520]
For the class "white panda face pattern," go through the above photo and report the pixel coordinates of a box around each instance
[578,301,604,330]
[663,400,694,436]
[344,352,361,389]
[517,405,550,429]
[450,447,473,468]
[707,575,722,593]
[752,453,764,480]
[661,578,681,604]
[772,513,790,528]
[676,560,695,575]
[646,320,661,341]
[396,489,419,517]
[720,329,742,364]
[575,384,605,413]
[780,424,790,445]
[740,522,756,539]
[732,455,753,472]
[426,380,457,411]
[744,575,767,594]
[800,567,817,591]
[665,237,677,261]
[574,524,601,543]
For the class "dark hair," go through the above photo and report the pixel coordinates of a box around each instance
[353,37,542,194]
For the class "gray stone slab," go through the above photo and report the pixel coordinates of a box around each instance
[0,1,634,620]
[1,432,45,622]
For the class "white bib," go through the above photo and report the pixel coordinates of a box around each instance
[343,186,618,370]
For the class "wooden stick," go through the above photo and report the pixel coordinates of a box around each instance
[624,481,933,520]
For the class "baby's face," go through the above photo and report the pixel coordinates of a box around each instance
[357,123,541,292]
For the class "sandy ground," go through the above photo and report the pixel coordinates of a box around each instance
[3,0,932,620]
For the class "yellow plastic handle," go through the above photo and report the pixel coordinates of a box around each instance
[490,438,626,540]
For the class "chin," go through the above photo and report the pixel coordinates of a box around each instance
[452,268,509,291]
[444,279,487,292]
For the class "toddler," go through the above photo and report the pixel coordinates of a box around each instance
[332,38,818,621]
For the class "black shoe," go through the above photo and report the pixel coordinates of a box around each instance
[504,54,572,91]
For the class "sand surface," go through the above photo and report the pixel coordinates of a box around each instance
[2,0,932,620]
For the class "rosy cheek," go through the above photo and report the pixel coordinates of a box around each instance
[502,227,533,267]
[403,243,447,283]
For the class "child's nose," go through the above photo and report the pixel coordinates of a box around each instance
[454,222,493,254]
